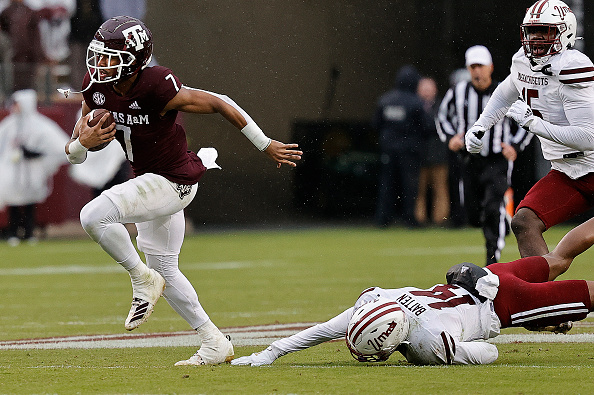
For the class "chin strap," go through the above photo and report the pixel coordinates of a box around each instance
[57,81,94,98]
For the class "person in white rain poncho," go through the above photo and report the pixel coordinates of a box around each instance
[0,89,68,244]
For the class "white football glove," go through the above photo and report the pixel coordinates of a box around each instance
[506,99,534,129]
[465,125,486,154]
[231,346,276,366]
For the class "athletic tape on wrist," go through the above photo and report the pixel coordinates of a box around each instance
[66,137,88,164]
[241,122,272,151]
[69,137,88,155]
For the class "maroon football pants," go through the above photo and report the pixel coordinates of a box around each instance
[489,256,591,328]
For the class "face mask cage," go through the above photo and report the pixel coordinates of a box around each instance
[345,336,396,363]
[521,23,564,64]
[86,40,136,84]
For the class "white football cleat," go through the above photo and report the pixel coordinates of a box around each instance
[230,346,276,366]
[175,333,234,366]
[124,268,165,331]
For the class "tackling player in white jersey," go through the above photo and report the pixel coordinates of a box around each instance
[465,0,594,258]
[232,217,594,366]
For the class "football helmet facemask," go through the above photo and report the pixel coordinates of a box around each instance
[86,16,153,84]
[346,297,409,363]
[520,0,577,65]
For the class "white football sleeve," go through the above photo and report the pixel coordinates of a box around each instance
[474,75,519,129]
[266,308,353,360]
[453,341,499,365]
[527,84,594,151]
[404,330,498,365]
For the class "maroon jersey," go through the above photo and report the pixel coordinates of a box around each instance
[82,66,206,185]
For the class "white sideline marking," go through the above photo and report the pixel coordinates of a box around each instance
[0,323,317,350]
[0,261,273,276]
[490,333,594,343]
[1,323,594,350]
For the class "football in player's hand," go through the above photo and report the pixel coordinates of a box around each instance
[87,109,115,151]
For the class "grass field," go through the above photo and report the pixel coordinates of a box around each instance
[1,224,594,394]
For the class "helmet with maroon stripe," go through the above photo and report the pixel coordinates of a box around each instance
[521,0,577,65]
[346,297,409,362]
[86,15,153,84]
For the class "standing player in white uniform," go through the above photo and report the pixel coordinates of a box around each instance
[465,0,594,258]
[64,16,302,366]
[232,217,594,366]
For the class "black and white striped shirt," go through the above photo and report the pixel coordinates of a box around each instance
[436,80,532,157]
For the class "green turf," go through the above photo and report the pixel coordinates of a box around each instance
[1,224,594,394]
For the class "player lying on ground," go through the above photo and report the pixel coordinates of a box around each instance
[233,218,594,365]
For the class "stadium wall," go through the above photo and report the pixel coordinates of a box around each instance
[138,1,592,225]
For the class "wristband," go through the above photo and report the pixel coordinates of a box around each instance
[241,122,272,151]
[69,137,88,154]
[66,137,88,164]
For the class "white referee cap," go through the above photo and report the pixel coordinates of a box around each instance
[465,45,493,66]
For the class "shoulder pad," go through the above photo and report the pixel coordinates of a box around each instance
[557,50,594,86]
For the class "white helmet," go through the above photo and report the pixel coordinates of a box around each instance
[346,297,409,362]
[521,0,577,65]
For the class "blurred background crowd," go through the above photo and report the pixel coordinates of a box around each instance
[0,0,591,247]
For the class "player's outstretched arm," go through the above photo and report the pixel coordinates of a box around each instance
[232,308,352,366]
[163,86,302,167]
[545,217,594,280]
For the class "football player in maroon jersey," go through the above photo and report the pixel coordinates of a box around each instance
[64,16,302,366]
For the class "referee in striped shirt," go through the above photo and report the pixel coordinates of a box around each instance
[437,45,533,265]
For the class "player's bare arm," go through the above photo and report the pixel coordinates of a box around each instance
[544,217,594,280]
[163,86,302,167]
[162,86,247,128]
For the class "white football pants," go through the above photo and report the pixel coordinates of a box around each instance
[80,172,209,329]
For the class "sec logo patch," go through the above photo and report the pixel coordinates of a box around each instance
[93,92,106,106]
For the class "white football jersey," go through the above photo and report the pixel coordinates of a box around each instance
[509,48,594,178]
[362,286,499,365]
[266,284,500,365]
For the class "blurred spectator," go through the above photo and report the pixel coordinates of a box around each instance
[26,0,75,63]
[0,0,46,92]
[414,77,449,226]
[99,0,145,20]
[0,89,68,245]
[69,0,102,89]
[373,64,424,228]
[26,0,75,97]
[436,45,532,265]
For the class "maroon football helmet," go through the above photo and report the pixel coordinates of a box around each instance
[86,16,153,84]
